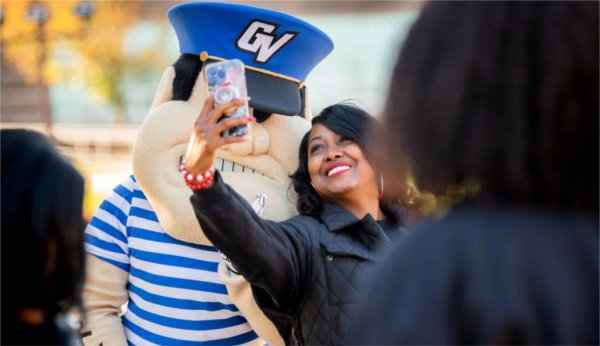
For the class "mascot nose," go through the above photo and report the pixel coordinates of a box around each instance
[226,121,270,156]
[252,109,272,123]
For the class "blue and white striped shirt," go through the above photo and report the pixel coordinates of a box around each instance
[84,176,260,345]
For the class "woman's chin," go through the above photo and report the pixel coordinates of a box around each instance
[326,184,356,198]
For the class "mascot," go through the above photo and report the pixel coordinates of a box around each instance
[81,2,333,345]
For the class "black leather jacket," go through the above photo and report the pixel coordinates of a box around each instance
[191,172,406,345]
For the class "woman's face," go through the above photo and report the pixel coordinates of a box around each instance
[307,123,378,202]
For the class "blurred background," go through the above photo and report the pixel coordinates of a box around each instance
[0,0,421,218]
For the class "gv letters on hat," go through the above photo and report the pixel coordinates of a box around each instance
[168,2,334,116]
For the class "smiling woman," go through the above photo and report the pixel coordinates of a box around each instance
[183,101,409,344]
[292,104,403,225]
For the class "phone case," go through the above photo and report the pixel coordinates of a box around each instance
[204,59,249,137]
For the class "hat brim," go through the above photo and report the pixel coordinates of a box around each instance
[245,68,302,116]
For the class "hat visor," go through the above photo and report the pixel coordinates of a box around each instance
[245,68,302,116]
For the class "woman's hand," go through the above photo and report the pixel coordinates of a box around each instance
[183,95,255,175]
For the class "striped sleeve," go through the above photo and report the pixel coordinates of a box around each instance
[84,176,135,272]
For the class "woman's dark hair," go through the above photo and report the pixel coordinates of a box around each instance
[382,2,598,212]
[291,103,405,225]
[1,129,86,344]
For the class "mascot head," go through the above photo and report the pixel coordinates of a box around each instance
[132,2,333,244]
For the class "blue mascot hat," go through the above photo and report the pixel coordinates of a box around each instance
[168,2,334,116]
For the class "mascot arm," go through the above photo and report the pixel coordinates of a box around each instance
[219,262,285,346]
[81,254,129,346]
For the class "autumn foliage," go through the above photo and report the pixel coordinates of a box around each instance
[1,1,168,122]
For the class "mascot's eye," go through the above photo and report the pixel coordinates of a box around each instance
[253,109,272,123]
[178,156,183,170]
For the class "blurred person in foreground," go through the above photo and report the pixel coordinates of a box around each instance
[183,103,409,344]
[1,129,86,345]
[351,1,599,345]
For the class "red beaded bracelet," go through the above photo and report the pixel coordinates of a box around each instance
[180,163,215,190]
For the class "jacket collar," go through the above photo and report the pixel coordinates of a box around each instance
[318,202,393,260]
[320,202,392,235]
[319,202,361,232]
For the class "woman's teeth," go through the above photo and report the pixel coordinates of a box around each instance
[327,165,350,177]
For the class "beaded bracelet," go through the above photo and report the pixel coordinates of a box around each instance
[180,163,215,190]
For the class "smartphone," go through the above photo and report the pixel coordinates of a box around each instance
[204,59,249,137]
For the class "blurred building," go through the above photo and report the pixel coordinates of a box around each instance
[0,0,420,216]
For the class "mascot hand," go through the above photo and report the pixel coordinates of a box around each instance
[81,255,129,346]
[184,95,254,174]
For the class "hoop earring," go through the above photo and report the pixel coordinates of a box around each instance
[379,175,384,200]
